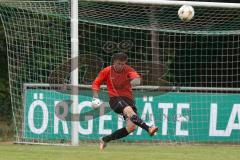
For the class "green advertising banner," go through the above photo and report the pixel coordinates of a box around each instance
[24,89,240,142]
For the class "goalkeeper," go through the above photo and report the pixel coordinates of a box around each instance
[92,53,158,150]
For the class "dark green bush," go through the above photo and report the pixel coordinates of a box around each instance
[0,19,13,140]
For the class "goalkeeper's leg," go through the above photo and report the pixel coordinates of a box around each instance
[123,106,158,136]
[100,120,136,150]
[109,97,158,135]
[100,106,158,146]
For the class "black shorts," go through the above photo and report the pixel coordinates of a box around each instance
[109,96,137,119]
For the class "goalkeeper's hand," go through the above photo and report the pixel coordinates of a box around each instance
[91,97,102,109]
[130,77,141,87]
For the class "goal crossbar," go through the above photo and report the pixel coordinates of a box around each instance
[24,83,240,92]
[81,0,240,9]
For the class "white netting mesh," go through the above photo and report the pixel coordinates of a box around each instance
[0,0,239,145]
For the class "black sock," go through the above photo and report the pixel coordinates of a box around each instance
[130,115,149,132]
[102,128,129,142]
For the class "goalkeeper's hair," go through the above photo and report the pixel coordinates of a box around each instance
[112,52,128,63]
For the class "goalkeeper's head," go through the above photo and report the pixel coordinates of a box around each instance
[112,53,128,72]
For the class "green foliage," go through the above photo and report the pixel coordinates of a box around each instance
[0,16,13,140]
[0,19,11,122]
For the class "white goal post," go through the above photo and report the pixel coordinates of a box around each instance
[70,0,79,146]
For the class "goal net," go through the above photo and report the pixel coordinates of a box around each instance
[0,0,240,145]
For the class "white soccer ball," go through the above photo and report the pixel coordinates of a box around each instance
[91,98,102,109]
[178,5,195,22]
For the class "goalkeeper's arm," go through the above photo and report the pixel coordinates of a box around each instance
[93,90,99,98]
[130,77,141,87]
[91,90,102,109]
[127,66,141,87]
[92,68,108,108]
[92,68,108,97]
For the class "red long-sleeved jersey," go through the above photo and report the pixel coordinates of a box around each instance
[92,65,140,100]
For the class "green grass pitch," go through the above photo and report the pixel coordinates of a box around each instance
[0,143,239,160]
